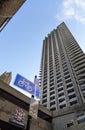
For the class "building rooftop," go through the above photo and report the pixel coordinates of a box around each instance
[0,0,26,32]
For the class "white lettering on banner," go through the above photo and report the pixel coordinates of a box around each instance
[18,79,25,87]
[18,79,32,92]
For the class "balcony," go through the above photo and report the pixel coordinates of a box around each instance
[72,55,85,65]
[50,99,55,103]
[50,104,56,108]
[58,89,64,94]
[75,64,85,71]
[68,91,75,96]
[59,100,66,105]
[77,115,85,121]
[69,97,77,102]
[58,95,65,100]
[74,61,85,68]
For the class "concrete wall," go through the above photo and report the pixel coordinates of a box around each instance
[68,124,85,130]
[30,117,52,130]
[52,112,75,130]
[0,96,52,130]
[0,96,28,128]
[52,105,85,130]
[1,80,85,130]
[0,80,52,130]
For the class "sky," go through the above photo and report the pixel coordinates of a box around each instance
[0,0,85,97]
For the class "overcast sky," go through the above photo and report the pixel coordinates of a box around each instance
[0,0,85,97]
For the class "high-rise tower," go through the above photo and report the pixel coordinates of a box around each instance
[40,22,85,111]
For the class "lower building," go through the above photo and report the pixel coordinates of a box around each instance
[0,79,85,130]
[0,79,52,130]
[53,104,85,130]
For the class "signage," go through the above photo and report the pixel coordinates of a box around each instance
[9,108,25,128]
[29,95,39,119]
[14,74,35,95]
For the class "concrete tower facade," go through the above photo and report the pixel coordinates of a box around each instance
[0,71,12,85]
[40,22,85,111]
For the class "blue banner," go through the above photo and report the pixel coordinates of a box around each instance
[35,86,40,98]
[34,76,40,98]
[14,74,35,95]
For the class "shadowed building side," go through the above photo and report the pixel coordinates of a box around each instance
[0,79,52,130]
[0,0,26,32]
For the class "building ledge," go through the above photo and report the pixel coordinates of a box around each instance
[0,0,26,31]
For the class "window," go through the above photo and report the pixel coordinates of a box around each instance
[80,83,85,87]
[50,82,54,86]
[50,96,55,100]
[43,86,47,90]
[67,122,73,128]
[43,89,47,93]
[56,72,61,76]
[78,118,85,124]
[70,100,77,105]
[66,79,71,84]
[60,104,66,109]
[43,82,47,86]
[62,61,67,66]
[65,75,70,79]
[63,64,67,69]
[67,83,73,88]
[58,92,64,97]
[50,107,56,111]
[58,87,63,92]
[57,79,62,83]
[69,94,76,99]
[50,69,53,73]
[57,83,63,87]
[67,88,74,93]
[59,98,65,103]
[42,99,47,103]
[50,87,54,91]
[43,94,47,98]
[63,68,68,72]
[77,113,84,118]
[50,91,55,95]
[50,79,54,83]
[77,114,85,124]
[43,104,47,107]
[50,101,55,106]
[64,71,69,75]
[57,75,61,79]
[50,75,54,79]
